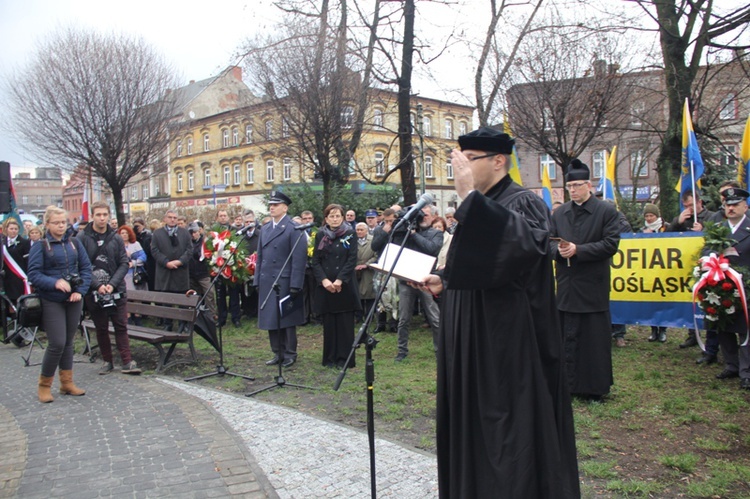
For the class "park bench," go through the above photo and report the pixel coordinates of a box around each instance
[81,289,200,373]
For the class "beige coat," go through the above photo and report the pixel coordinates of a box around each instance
[356,234,378,299]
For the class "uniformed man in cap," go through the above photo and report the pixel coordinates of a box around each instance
[551,159,621,400]
[419,126,579,498]
[364,209,378,234]
[715,187,750,390]
[255,191,308,368]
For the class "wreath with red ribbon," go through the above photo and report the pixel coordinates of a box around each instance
[202,228,252,285]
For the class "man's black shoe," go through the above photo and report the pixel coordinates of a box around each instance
[394,353,407,362]
[716,369,739,380]
[740,378,750,390]
[679,336,698,348]
[232,320,242,328]
[696,354,718,365]
[265,356,280,366]
[282,358,296,368]
[374,325,386,333]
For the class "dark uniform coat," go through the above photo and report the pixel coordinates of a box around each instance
[255,215,307,330]
[151,226,192,293]
[723,216,750,335]
[551,195,621,397]
[437,176,579,499]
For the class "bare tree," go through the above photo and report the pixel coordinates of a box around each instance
[628,0,750,218]
[6,28,180,225]
[506,27,634,179]
[241,0,379,207]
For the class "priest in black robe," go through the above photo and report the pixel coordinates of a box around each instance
[551,159,620,399]
[420,127,580,498]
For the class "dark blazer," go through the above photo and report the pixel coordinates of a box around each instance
[151,226,192,292]
[551,195,621,313]
[255,215,307,330]
[3,236,31,301]
[311,227,361,314]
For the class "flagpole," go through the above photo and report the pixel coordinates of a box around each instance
[690,160,697,227]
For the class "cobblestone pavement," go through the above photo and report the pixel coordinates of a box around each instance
[0,341,438,498]
[0,343,274,498]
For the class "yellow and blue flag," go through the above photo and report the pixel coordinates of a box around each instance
[541,162,553,210]
[675,98,705,209]
[738,115,750,189]
[597,146,617,206]
[504,116,523,185]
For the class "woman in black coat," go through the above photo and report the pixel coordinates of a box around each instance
[3,218,31,303]
[312,204,361,368]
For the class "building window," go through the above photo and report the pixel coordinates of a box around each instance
[542,108,553,130]
[176,173,183,192]
[459,122,467,136]
[223,166,230,185]
[410,113,416,134]
[283,158,292,181]
[375,152,385,177]
[341,106,354,128]
[265,120,273,140]
[592,150,606,179]
[232,127,239,146]
[425,155,434,178]
[266,160,275,182]
[540,154,556,180]
[630,150,648,177]
[21,195,28,205]
[422,116,432,137]
[204,169,211,187]
[222,129,229,148]
[282,119,290,138]
[142,185,148,199]
[155,183,160,196]
[373,109,384,130]
[446,159,454,180]
[233,164,241,185]
[630,102,644,126]
[131,186,138,200]
[177,140,183,157]
[444,119,453,139]
[246,162,254,184]
[721,144,737,167]
[203,133,210,152]
[245,124,253,144]
[187,170,194,191]
[720,94,736,121]
[37,195,44,205]
[187,138,193,155]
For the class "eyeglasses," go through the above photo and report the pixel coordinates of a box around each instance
[468,153,499,162]
[565,182,590,191]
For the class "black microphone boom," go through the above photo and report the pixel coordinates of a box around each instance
[393,193,434,231]
[294,222,316,231]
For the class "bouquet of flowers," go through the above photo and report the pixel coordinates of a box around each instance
[692,223,749,331]
[202,229,251,285]
[306,227,318,258]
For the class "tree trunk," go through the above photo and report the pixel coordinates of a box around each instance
[111,185,125,227]
[398,0,417,206]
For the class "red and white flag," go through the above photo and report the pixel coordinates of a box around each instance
[81,180,90,222]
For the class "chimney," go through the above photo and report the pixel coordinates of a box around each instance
[189,80,195,85]
[231,66,242,81]
[593,59,607,78]
[608,63,620,74]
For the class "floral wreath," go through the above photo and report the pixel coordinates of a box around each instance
[202,227,253,284]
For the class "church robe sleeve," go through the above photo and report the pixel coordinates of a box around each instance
[445,189,550,290]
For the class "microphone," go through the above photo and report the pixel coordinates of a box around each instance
[235,224,254,236]
[294,222,316,231]
[393,193,434,231]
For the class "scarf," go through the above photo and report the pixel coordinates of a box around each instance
[644,217,663,232]
[317,224,348,251]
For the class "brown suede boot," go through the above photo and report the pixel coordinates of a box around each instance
[58,370,85,396]
[38,375,54,403]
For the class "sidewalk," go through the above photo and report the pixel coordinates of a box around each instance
[0,341,438,498]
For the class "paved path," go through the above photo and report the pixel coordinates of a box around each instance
[0,340,438,498]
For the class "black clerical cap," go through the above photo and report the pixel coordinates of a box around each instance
[268,191,292,206]
[458,127,514,154]
[565,159,590,182]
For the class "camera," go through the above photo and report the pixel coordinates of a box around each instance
[392,206,425,234]
[63,273,84,288]
[93,291,121,309]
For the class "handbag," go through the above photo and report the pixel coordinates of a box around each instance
[132,265,148,285]
[16,293,43,328]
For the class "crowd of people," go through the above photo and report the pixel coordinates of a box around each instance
[8,123,750,498]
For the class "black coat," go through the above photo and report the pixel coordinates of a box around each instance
[151,226,192,292]
[77,225,129,294]
[311,227,361,314]
[189,235,210,280]
[437,176,579,499]
[3,237,31,301]
[723,216,750,334]
[551,196,621,313]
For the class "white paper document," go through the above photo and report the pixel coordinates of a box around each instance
[369,243,436,284]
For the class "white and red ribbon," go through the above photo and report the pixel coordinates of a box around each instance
[692,252,749,347]
[3,250,31,295]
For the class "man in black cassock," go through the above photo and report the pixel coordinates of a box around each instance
[551,160,620,399]
[420,127,579,498]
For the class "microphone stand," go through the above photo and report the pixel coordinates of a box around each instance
[247,228,317,396]
[333,219,416,498]
[185,233,254,382]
